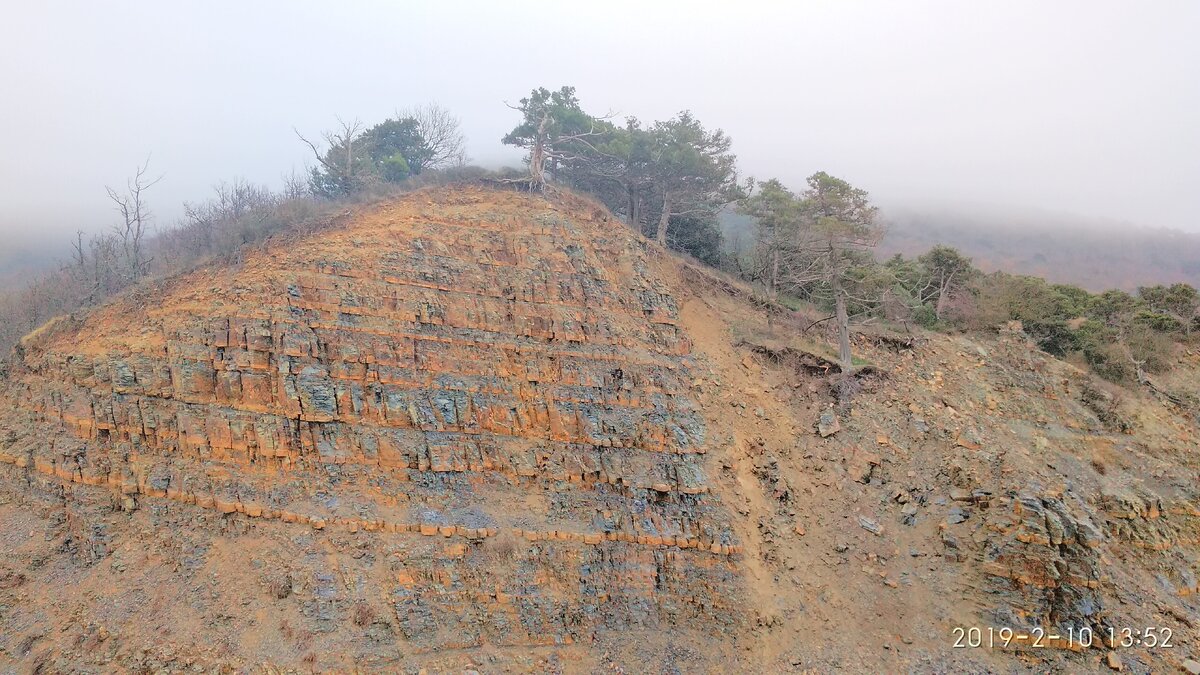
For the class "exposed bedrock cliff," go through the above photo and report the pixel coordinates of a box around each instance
[0,187,746,669]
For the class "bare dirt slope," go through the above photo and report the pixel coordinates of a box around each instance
[669,258,1200,673]
[0,186,1197,673]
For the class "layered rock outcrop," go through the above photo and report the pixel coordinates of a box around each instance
[2,186,1197,672]
[0,187,744,667]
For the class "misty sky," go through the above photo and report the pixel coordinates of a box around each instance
[1,0,1197,248]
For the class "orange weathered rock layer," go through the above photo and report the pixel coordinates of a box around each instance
[0,187,746,655]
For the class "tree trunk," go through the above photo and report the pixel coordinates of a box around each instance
[529,114,550,190]
[769,248,779,301]
[832,269,852,374]
[656,193,672,246]
[934,271,952,320]
[628,186,640,232]
[530,138,545,188]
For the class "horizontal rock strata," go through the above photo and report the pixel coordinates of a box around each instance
[0,187,743,653]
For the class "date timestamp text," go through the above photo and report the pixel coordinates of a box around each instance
[952,625,1173,650]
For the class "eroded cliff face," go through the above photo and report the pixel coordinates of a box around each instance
[1,186,1198,673]
[0,187,746,671]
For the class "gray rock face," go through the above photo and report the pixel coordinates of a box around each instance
[976,493,1106,635]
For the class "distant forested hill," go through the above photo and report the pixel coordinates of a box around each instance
[879,208,1200,291]
[720,207,1200,292]
[0,239,59,288]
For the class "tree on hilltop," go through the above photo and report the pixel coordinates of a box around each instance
[501,86,614,192]
[739,178,802,303]
[401,103,467,170]
[741,172,884,377]
[501,89,743,261]
[298,104,466,196]
[644,112,746,246]
[796,171,885,374]
[106,157,162,282]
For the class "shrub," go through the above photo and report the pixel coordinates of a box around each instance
[910,303,938,329]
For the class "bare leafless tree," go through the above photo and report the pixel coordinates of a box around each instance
[106,157,162,281]
[1,164,343,358]
[70,230,87,278]
[89,232,124,297]
[295,117,364,193]
[67,229,97,305]
[281,168,310,200]
[399,103,467,169]
[177,178,280,256]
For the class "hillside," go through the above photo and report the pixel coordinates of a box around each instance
[0,186,1197,672]
[879,209,1200,292]
[720,208,1200,292]
[0,239,58,289]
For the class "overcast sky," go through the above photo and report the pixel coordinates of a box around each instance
[1,0,1197,247]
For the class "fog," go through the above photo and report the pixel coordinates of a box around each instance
[1,0,1197,253]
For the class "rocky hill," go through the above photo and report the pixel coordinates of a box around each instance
[0,186,1197,672]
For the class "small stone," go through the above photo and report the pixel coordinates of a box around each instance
[950,488,972,502]
[900,504,918,526]
[1105,651,1121,671]
[818,410,841,437]
[1182,659,1200,675]
[955,428,983,450]
[848,450,880,484]
[858,516,882,536]
[946,507,969,525]
[941,532,966,562]
[834,542,850,553]
[793,524,806,536]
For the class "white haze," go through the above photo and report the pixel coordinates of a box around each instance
[0,0,1197,254]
